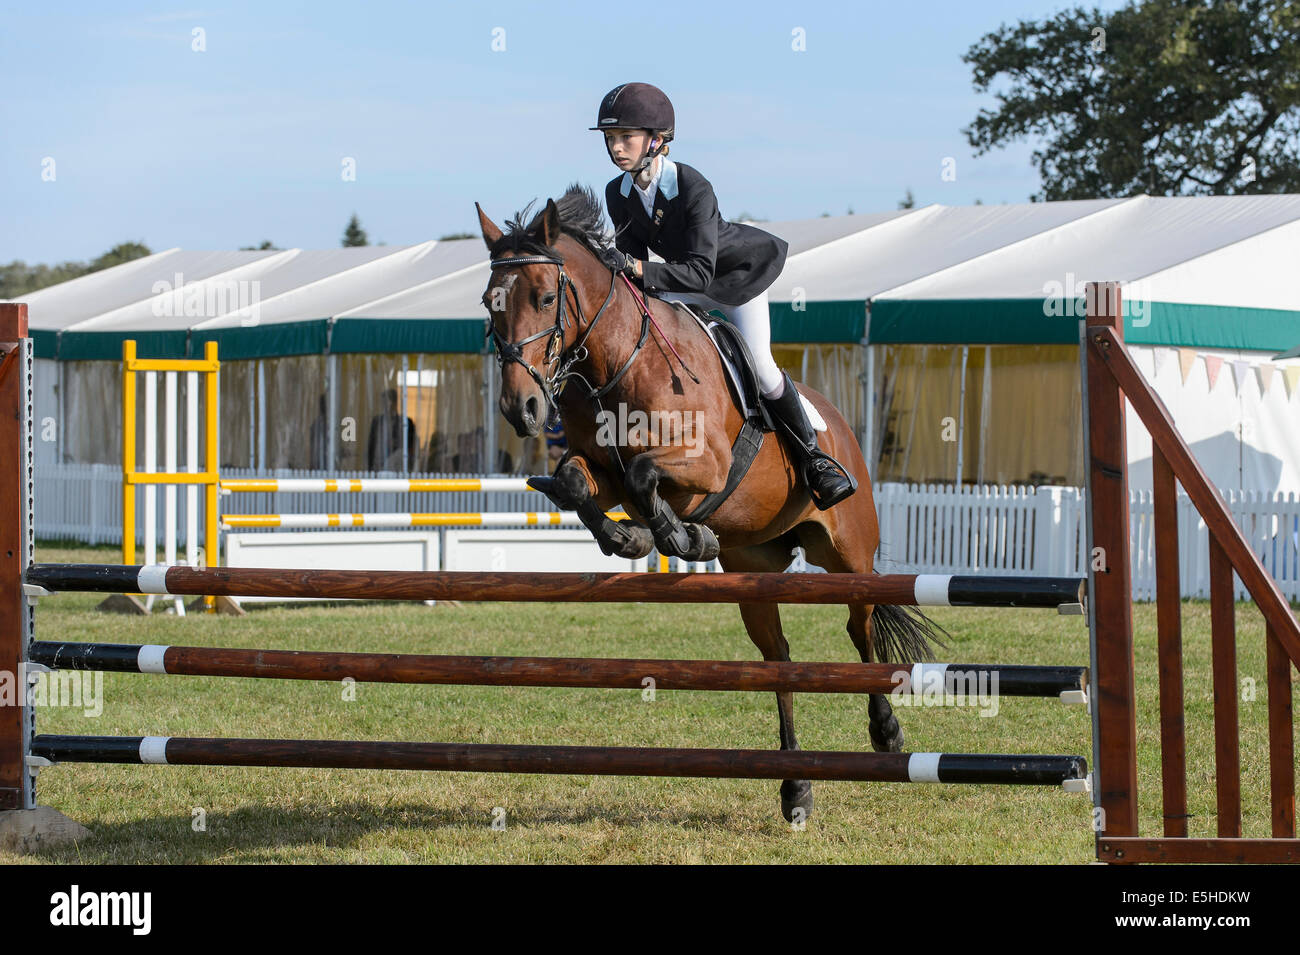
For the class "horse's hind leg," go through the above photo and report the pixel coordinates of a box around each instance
[719,538,813,823]
[797,518,907,752]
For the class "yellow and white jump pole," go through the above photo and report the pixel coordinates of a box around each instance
[220,477,535,494]
[121,340,220,612]
[221,510,628,529]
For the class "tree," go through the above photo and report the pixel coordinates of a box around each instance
[0,242,152,299]
[89,242,151,271]
[342,214,368,247]
[963,0,1300,198]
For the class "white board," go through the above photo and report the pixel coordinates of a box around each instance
[443,529,648,573]
[225,530,441,603]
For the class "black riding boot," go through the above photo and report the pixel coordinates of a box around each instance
[763,372,857,510]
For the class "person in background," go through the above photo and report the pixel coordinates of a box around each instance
[309,393,330,470]
[366,388,418,471]
[452,425,515,473]
[545,410,567,469]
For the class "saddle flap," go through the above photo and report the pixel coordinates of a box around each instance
[667,302,774,433]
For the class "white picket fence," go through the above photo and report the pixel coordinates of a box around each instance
[1128,488,1300,601]
[874,483,1088,577]
[874,482,1300,601]
[34,463,122,545]
[31,465,1300,601]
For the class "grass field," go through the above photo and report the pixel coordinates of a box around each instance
[6,542,1294,864]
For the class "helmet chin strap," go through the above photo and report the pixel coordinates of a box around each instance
[629,142,658,175]
[610,135,660,177]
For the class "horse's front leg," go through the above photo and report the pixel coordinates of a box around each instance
[529,453,653,559]
[623,447,722,562]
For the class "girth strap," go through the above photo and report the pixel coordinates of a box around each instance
[681,419,765,524]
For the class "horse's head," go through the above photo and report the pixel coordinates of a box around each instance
[476,187,616,438]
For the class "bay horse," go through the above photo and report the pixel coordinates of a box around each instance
[476,184,944,822]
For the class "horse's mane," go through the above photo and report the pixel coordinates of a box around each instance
[488,182,614,264]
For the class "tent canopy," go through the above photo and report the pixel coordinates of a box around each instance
[10,194,1299,360]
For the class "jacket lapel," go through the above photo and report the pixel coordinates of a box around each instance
[645,159,678,245]
[617,159,678,243]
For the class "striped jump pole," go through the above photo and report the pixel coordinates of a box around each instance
[28,642,1091,702]
[220,477,537,494]
[220,510,629,529]
[29,736,1090,788]
[25,565,1088,608]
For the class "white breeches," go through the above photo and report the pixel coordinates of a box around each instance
[662,289,785,396]
[658,288,827,431]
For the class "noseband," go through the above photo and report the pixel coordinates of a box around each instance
[485,252,647,412]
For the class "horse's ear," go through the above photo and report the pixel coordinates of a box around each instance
[476,202,503,250]
[541,199,561,248]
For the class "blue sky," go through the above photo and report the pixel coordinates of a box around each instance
[1,0,1132,263]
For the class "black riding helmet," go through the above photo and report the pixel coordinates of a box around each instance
[590,82,675,174]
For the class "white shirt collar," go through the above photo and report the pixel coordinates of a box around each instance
[619,157,678,200]
[632,158,662,197]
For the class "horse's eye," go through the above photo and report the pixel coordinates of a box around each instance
[540,293,556,309]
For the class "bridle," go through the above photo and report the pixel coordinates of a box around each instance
[484,252,650,414]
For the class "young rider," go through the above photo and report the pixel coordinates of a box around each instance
[592,82,855,509]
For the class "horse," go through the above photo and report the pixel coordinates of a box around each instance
[475,184,944,822]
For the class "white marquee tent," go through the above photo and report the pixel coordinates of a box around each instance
[9,193,1300,494]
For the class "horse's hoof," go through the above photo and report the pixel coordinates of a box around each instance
[604,523,654,560]
[526,475,573,510]
[780,779,814,823]
[869,695,904,752]
[869,718,904,752]
[684,523,720,561]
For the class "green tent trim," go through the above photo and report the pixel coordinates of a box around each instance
[869,298,1300,349]
[36,299,871,361]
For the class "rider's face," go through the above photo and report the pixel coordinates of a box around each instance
[604,129,656,169]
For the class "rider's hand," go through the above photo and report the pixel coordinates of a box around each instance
[600,247,639,280]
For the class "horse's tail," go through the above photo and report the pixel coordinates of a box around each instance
[869,602,949,663]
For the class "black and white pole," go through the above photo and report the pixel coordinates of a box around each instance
[30,736,1091,790]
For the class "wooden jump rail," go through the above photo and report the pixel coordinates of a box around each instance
[27,641,1091,700]
[27,736,1088,786]
[24,564,1088,608]
[1086,283,1300,864]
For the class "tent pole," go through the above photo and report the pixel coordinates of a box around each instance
[955,345,968,487]
[862,342,874,475]
[483,354,497,474]
[256,360,267,473]
[400,354,409,474]
[978,346,991,485]
[326,353,337,472]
